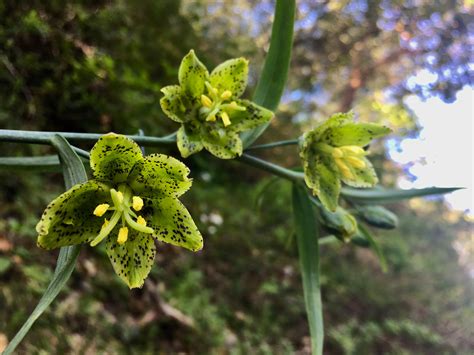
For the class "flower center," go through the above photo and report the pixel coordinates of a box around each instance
[90,184,153,246]
[315,143,367,180]
[199,81,246,127]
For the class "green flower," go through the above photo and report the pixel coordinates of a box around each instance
[300,112,391,211]
[160,49,274,159]
[36,133,203,288]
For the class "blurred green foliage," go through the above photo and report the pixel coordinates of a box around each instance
[0,0,472,353]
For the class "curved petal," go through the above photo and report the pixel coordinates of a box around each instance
[227,99,274,132]
[160,85,188,123]
[202,131,243,159]
[177,125,204,158]
[305,155,341,212]
[128,153,192,198]
[210,57,248,98]
[143,197,203,252]
[37,180,110,249]
[341,157,379,188]
[106,230,156,289]
[179,50,209,99]
[90,133,144,184]
[322,123,391,147]
[313,111,354,141]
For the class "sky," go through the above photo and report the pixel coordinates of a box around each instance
[387,84,473,216]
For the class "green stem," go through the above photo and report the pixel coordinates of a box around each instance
[247,139,299,150]
[238,153,304,182]
[0,129,175,147]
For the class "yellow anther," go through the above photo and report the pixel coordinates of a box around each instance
[341,145,365,156]
[206,113,216,122]
[346,156,366,169]
[93,203,109,217]
[226,101,246,111]
[220,90,232,100]
[136,215,147,226]
[132,196,144,211]
[335,158,354,180]
[117,227,129,245]
[201,94,213,108]
[332,147,344,159]
[221,111,231,127]
[101,218,109,229]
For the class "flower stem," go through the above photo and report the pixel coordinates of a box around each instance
[238,153,304,183]
[246,139,299,150]
[0,129,176,147]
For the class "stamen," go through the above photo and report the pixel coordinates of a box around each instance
[346,156,366,169]
[221,111,231,126]
[101,218,109,229]
[206,113,216,122]
[117,227,129,245]
[341,146,365,155]
[332,148,344,159]
[335,158,354,180]
[223,101,246,111]
[220,90,232,100]
[137,215,147,226]
[93,203,109,217]
[201,94,213,108]
[132,196,144,211]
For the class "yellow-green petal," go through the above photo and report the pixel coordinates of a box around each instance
[340,157,379,188]
[128,153,192,198]
[228,99,274,132]
[37,180,110,249]
[304,155,341,212]
[160,85,187,123]
[313,112,354,141]
[179,50,209,99]
[106,230,156,289]
[144,197,203,252]
[202,131,243,159]
[177,125,204,158]
[209,57,249,98]
[322,123,391,147]
[90,133,144,184]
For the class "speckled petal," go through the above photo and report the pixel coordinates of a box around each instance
[201,131,243,159]
[340,157,379,188]
[106,230,156,289]
[228,99,274,132]
[160,85,187,123]
[143,197,203,252]
[313,112,354,141]
[209,57,248,98]
[321,123,391,147]
[128,153,192,198]
[37,180,110,249]
[177,125,204,158]
[90,133,144,184]
[305,155,341,212]
[179,50,209,99]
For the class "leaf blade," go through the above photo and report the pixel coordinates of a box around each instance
[242,0,295,147]
[292,183,324,355]
[3,135,86,354]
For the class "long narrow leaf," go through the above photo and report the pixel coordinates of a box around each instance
[292,183,324,354]
[341,186,461,204]
[4,135,86,354]
[242,0,295,147]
